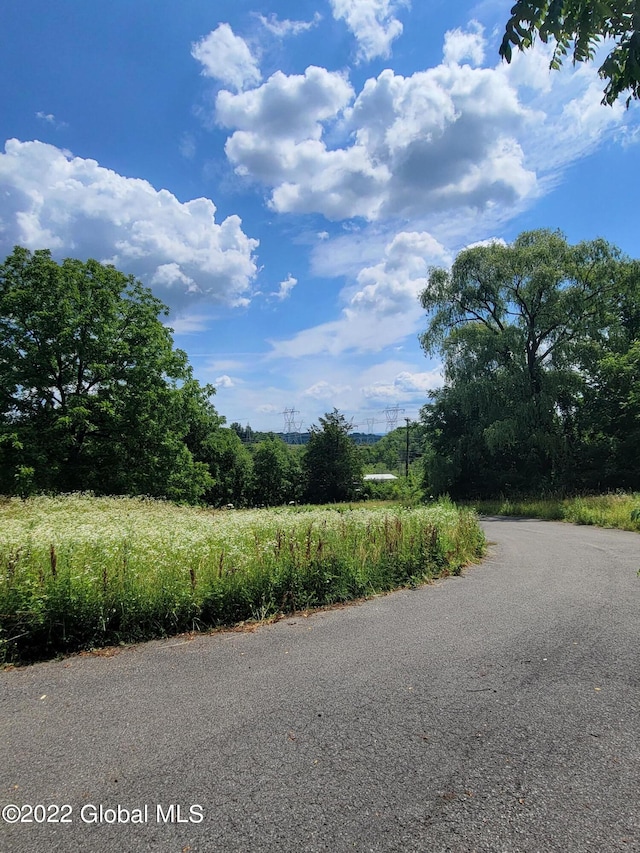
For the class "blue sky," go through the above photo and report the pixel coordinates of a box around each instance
[1,0,638,434]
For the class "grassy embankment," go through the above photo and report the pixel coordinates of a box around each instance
[468,493,640,532]
[0,494,485,665]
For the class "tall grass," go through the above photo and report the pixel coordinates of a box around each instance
[0,494,485,665]
[469,493,640,532]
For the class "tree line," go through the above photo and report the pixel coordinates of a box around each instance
[0,247,362,505]
[3,232,638,507]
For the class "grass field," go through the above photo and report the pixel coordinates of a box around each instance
[0,494,485,665]
[468,493,640,532]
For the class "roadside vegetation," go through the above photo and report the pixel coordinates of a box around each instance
[2,232,639,666]
[0,494,485,665]
[467,493,640,532]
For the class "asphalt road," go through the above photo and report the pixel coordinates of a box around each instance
[1,517,639,853]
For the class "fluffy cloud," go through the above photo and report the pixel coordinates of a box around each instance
[0,139,258,309]
[218,66,391,219]
[215,25,627,224]
[257,12,322,37]
[217,39,533,220]
[191,24,261,92]
[214,375,235,388]
[269,229,448,357]
[329,0,405,61]
[361,368,444,401]
[271,274,297,300]
[303,380,352,399]
[349,231,448,316]
[192,346,444,429]
[442,22,484,67]
[35,111,68,131]
[217,66,353,144]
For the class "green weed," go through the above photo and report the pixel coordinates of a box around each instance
[0,494,485,665]
[468,493,640,532]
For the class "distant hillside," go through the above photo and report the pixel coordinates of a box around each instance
[278,431,384,446]
[230,422,384,446]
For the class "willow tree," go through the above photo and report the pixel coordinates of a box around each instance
[419,229,628,497]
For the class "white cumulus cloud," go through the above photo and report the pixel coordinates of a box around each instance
[191,24,261,92]
[349,231,449,317]
[442,22,485,67]
[269,229,448,357]
[152,263,199,292]
[0,139,259,310]
[213,25,627,225]
[214,375,235,388]
[329,0,405,61]
[217,66,353,144]
[361,368,444,401]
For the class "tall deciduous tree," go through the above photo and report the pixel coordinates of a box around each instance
[201,428,253,507]
[251,436,301,506]
[303,409,363,504]
[571,261,640,489]
[419,229,630,497]
[499,0,640,106]
[0,246,216,500]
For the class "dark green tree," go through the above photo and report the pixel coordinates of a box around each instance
[500,0,640,106]
[419,229,629,497]
[360,423,428,475]
[202,428,253,507]
[0,246,215,501]
[230,421,256,443]
[571,262,640,489]
[251,435,301,505]
[303,409,363,504]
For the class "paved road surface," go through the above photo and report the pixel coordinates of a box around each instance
[1,517,639,853]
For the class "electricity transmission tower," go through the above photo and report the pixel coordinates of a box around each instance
[383,404,405,432]
[282,407,301,444]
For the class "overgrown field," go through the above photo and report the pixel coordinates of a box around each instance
[469,493,640,531]
[0,495,485,665]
